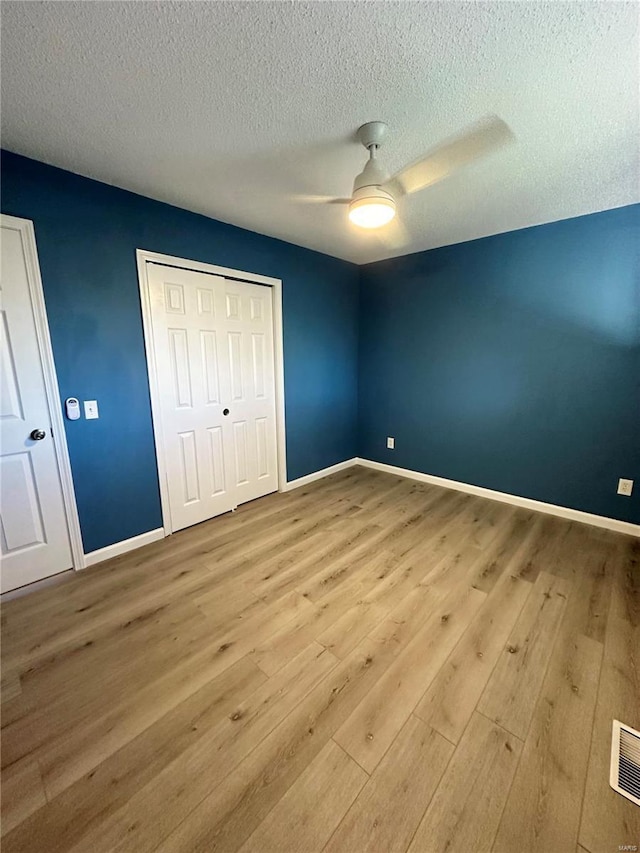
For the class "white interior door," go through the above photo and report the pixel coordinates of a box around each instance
[0,218,73,592]
[147,263,278,532]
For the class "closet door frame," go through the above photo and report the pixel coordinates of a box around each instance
[136,249,286,536]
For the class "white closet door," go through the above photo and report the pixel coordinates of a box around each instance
[147,263,278,532]
[0,218,73,592]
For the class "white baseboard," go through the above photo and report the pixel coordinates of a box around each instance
[283,458,358,491]
[83,528,166,568]
[355,458,639,537]
[80,460,636,570]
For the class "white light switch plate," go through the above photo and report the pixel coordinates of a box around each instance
[84,400,99,419]
[617,478,633,496]
[387,437,395,449]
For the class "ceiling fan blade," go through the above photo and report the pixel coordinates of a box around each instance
[386,115,514,197]
[290,194,350,205]
[375,216,410,251]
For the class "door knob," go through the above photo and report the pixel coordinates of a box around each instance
[223,408,230,416]
[30,428,46,441]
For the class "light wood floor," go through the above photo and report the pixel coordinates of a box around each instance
[1,467,638,853]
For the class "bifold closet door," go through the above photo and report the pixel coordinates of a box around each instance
[146,263,278,532]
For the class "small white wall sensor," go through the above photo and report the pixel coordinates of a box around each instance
[65,398,80,420]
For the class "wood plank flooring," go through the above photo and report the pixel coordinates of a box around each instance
[1,466,638,852]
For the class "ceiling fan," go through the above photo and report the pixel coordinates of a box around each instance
[299,116,514,247]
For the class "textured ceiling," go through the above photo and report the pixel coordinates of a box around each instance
[1,1,638,264]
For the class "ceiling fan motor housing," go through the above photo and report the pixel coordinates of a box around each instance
[353,157,391,193]
[350,184,395,206]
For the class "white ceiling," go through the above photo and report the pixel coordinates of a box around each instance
[2,1,638,264]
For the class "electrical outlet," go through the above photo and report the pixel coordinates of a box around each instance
[387,437,395,449]
[617,478,633,496]
[84,400,99,420]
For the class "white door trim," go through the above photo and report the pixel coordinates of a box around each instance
[136,249,287,535]
[0,214,85,570]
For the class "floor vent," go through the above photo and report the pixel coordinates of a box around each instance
[610,720,640,806]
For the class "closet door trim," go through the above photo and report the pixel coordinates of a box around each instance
[136,249,286,535]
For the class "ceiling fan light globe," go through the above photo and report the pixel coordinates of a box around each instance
[348,200,396,228]
[348,187,396,229]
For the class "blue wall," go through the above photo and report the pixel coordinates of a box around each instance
[1,151,360,552]
[3,150,637,549]
[359,205,640,523]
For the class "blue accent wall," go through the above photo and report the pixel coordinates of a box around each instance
[1,151,360,552]
[3,149,637,549]
[359,205,640,524]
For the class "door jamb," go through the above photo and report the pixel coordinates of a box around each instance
[136,249,287,536]
[1,215,85,570]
